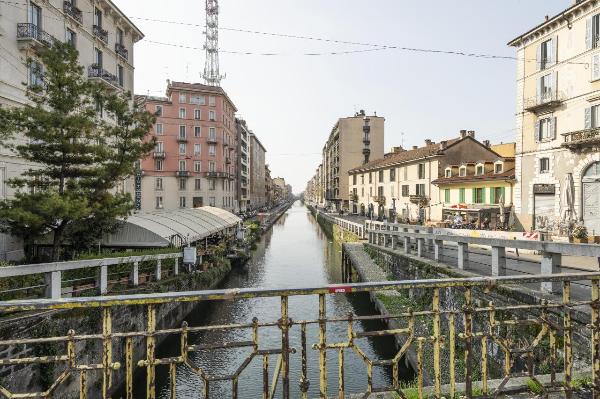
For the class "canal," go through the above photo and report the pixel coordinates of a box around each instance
[145,201,407,398]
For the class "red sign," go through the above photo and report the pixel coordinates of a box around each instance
[329,286,353,294]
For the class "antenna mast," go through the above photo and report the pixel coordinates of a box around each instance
[203,0,224,86]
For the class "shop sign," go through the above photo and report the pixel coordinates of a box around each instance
[533,184,555,195]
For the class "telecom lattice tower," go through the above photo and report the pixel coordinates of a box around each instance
[203,0,225,86]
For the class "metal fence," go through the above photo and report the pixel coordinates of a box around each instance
[0,273,599,398]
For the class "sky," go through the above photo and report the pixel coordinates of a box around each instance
[115,0,568,193]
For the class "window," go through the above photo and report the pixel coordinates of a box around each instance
[209,110,216,121]
[538,38,554,70]
[194,144,201,155]
[179,125,186,139]
[208,161,216,172]
[491,187,505,204]
[116,28,123,45]
[589,14,600,49]
[94,7,102,27]
[445,168,451,178]
[194,179,201,190]
[155,159,163,171]
[117,65,124,86]
[377,186,384,197]
[459,188,466,203]
[179,196,186,208]
[418,163,426,179]
[402,185,409,197]
[179,108,186,119]
[389,168,396,181]
[361,174,364,184]
[179,93,186,103]
[459,166,466,177]
[209,144,216,156]
[369,173,372,184]
[155,178,163,190]
[538,73,554,102]
[179,160,186,171]
[476,164,484,175]
[194,161,201,172]
[536,117,556,141]
[494,163,503,174]
[156,196,163,209]
[586,104,600,129]
[209,196,216,206]
[209,180,216,190]
[179,143,186,155]
[155,142,164,153]
[155,105,162,116]
[178,178,186,190]
[540,157,550,173]
[593,53,600,81]
[209,127,216,140]
[191,95,205,105]
[29,60,43,88]
[416,184,426,196]
[473,188,485,204]
[155,123,163,135]
[194,126,201,137]
[378,170,384,183]
[30,3,41,28]
[352,174,357,185]
[66,29,76,47]
[194,109,201,120]
[444,189,450,203]
[209,96,216,106]
[94,48,103,68]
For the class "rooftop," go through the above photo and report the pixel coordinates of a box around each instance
[432,168,516,185]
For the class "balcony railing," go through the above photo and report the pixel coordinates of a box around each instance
[93,24,108,43]
[409,194,429,205]
[523,90,565,113]
[115,43,128,60]
[562,126,600,150]
[206,137,218,144]
[176,170,191,177]
[16,23,56,49]
[176,136,188,143]
[204,171,228,179]
[152,151,166,159]
[88,64,120,88]
[63,1,82,24]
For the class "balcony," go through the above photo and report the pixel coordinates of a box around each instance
[63,1,82,24]
[561,127,600,150]
[225,157,231,165]
[115,43,128,60]
[16,23,56,51]
[204,171,229,179]
[93,25,108,44]
[88,64,121,89]
[523,91,565,114]
[409,194,430,205]
[153,151,166,159]
[176,170,191,177]
[206,137,218,144]
[176,136,188,143]
[374,195,386,205]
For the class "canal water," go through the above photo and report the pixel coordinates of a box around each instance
[146,201,407,398]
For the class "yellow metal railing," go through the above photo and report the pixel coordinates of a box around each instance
[1,273,600,398]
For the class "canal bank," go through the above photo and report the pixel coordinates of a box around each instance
[141,202,406,398]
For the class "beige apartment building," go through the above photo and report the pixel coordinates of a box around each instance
[320,111,385,211]
[249,132,267,210]
[0,0,142,259]
[509,0,600,234]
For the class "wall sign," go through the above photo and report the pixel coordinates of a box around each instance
[533,184,555,195]
[134,170,142,210]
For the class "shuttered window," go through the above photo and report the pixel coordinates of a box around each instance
[444,189,450,203]
[534,117,556,141]
[459,188,465,203]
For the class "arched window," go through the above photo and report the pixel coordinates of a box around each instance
[584,162,600,180]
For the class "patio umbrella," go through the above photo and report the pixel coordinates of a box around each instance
[561,173,576,222]
[508,204,516,229]
[498,194,505,227]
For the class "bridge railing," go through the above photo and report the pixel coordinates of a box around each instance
[0,273,599,398]
[367,228,600,293]
[0,252,183,300]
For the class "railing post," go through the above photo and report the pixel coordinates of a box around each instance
[44,271,61,299]
[404,237,410,254]
[434,240,443,262]
[174,258,179,275]
[130,261,139,286]
[98,264,108,295]
[417,238,424,258]
[491,246,506,276]
[541,252,561,293]
[155,259,162,281]
[457,242,468,270]
[391,235,398,250]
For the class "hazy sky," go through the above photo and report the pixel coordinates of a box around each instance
[116,0,567,192]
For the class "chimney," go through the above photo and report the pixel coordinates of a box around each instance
[467,130,475,138]
[439,140,448,150]
[425,139,432,146]
[483,140,490,147]
[392,146,404,153]
[460,129,467,138]
[412,145,418,150]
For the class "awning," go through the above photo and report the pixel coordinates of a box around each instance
[102,207,242,248]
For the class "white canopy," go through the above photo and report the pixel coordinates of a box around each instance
[103,207,242,248]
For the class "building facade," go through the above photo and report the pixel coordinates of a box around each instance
[0,0,143,260]
[509,0,600,234]
[138,81,238,213]
[249,132,267,210]
[236,118,250,212]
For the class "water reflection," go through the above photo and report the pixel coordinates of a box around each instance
[143,202,405,398]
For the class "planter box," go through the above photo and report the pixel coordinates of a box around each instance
[572,237,588,244]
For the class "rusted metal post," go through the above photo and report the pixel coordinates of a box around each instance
[146,305,157,399]
[338,348,345,398]
[564,281,573,396]
[44,271,61,299]
[318,293,327,398]
[299,323,309,398]
[280,296,290,398]
[464,287,473,397]
[102,308,113,398]
[457,242,468,269]
[592,279,600,397]
[541,252,561,293]
[432,288,442,397]
[491,246,506,276]
[125,337,133,399]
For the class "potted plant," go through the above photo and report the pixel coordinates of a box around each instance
[572,224,588,244]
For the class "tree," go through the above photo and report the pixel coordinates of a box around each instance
[0,42,155,261]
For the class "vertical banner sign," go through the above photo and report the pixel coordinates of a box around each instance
[135,169,142,211]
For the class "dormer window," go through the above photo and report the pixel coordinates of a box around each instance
[494,162,503,174]
[476,164,484,176]
[459,166,466,177]
[445,168,452,178]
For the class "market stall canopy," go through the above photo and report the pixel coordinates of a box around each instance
[103,207,242,248]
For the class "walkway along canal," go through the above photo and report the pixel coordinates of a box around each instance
[139,201,412,398]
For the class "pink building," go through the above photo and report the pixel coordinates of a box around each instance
[137,81,238,212]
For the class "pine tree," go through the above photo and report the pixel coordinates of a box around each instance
[0,42,155,261]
